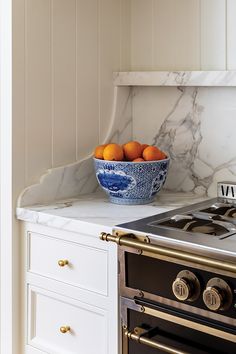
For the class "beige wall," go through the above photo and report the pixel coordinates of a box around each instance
[13,0,131,192]
[131,0,236,71]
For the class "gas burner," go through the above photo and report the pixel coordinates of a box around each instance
[200,203,236,220]
[150,214,236,236]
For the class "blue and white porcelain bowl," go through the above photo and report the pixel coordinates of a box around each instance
[93,157,170,205]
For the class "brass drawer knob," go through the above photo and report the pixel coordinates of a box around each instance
[60,326,70,334]
[58,259,69,267]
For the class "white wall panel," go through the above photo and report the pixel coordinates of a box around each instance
[25,0,52,185]
[131,0,153,70]
[153,0,200,70]
[227,0,236,70]
[14,0,129,189]
[13,0,26,194]
[52,0,77,166]
[153,0,175,71]
[99,0,121,143]
[200,0,226,70]
[76,0,99,160]
[131,0,231,71]
[121,0,131,71]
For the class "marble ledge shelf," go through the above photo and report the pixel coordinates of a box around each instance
[113,71,236,87]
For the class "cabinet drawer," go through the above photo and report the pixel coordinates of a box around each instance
[28,232,108,296]
[28,286,108,354]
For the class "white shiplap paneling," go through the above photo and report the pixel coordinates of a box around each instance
[52,0,77,166]
[76,0,99,160]
[200,0,226,70]
[131,0,153,70]
[15,0,130,188]
[25,0,52,185]
[99,0,121,143]
[227,0,236,70]
[120,0,131,71]
[131,0,232,71]
[153,0,200,70]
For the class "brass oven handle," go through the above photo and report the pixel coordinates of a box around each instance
[100,232,236,274]
[125,329,188,354]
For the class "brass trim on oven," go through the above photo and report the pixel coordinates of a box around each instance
[143,306,236,343]
[100,232,236,274]
[118,241,236,328]
[122,297,236,354]
[124,287,236,328]
[125,328,188,354]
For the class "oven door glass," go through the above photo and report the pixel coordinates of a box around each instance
[122,298,236,354]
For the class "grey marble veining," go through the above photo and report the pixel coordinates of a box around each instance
[133,86,236,197]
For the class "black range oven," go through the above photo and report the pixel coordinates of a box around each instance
[101,229,236,354]
[121,297,236,354]
[101,184,236,353]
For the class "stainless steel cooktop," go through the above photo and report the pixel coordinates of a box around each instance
[117,182,236,261]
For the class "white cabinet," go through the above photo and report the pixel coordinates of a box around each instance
[22,223,118,354]
[28,232,108,295]
[28,286,108,354]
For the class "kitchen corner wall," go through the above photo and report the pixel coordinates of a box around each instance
[13,0,131,195]
[13,0,236,200]
[131,0,236,197]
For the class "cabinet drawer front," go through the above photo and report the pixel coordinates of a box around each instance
[28,232,108,295]
[28,286,108,354]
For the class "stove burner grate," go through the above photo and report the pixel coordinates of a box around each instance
[200,203,236,219]
[150,213,236,237]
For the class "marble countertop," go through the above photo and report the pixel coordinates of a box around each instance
[16,190,209,235]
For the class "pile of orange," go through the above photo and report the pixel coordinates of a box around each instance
[94,141,167,162]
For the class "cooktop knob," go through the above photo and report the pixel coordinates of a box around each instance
[172,270,200,302]
[203,278,233,311]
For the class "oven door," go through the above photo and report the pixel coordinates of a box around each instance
[121,297,236,354]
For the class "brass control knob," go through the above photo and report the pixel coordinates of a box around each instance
[172,277,192,301]
[172,270,200,302]
[203,287,224,311]
[203,278,233,311]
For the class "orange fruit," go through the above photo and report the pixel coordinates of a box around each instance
[140,144,149,154]
[160,151,167,159]
[94,144,108,159]
[143,146,164,161]
[103,143,124,161]
[123,141,142,161]
[133,158,145,162]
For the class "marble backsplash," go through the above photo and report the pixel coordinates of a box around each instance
[133,86,236,197]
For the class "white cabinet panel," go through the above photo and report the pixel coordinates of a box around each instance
[28,286,108,354]
[200,0,226,70]
[52,0,77,166]
[28,232,108,295]
[25,0,52,185]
